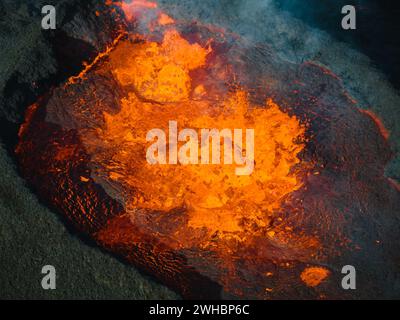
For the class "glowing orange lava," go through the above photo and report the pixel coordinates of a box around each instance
[300,267,330,287]
[80,29,307,244]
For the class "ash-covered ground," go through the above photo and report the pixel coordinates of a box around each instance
[0,0,399,299]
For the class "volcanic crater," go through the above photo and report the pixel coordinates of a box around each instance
[15,1,400,299]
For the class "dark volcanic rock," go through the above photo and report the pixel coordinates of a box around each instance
[0,0,121,127]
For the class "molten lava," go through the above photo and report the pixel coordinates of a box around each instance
[80,29,306,244]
